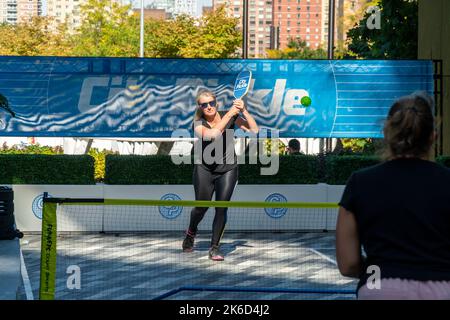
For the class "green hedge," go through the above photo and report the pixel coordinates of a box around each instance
[436,156,450,168]
[105,155,320,185]
[105,155,194,185]
[0,154,95,184]
[324,156,450,185]
[1,153,447,185]
[325,155,381,185]
[238,155,319,184]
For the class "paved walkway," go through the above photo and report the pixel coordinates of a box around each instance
[0,239,21,300]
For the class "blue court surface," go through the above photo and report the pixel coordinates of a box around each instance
[18,232,357,300]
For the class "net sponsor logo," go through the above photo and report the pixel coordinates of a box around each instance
[32,193,52,220]
[159,193,183,219]
[235,79,249,90]
[283,89,311,116]
[264,193,288,219]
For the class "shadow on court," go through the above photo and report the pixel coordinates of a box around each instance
[19,232,357,300]
[194,240,253,254]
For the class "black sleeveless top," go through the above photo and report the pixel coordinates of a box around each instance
[192,111,238,173]
[339,158,450,291]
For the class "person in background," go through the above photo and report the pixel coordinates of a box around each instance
[286,139,302,155]
[336,92,450,299]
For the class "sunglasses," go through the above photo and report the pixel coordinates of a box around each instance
[199,100,217,109]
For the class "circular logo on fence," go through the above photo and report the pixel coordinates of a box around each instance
[264,193,288,219]
[32,194,52,220]
[158,193,182,220]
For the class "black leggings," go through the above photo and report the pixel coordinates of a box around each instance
[188,165,238,246]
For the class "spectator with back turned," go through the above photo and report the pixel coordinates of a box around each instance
[336,92,450,299]
[286,139,302,155]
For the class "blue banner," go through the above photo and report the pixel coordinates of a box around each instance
[0,56,434,138]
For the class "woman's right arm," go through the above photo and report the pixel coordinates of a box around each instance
[336,206,363,278]
[194,107,241,140]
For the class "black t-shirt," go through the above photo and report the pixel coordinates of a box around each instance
[192,111,238,173]
[339,158,450,290]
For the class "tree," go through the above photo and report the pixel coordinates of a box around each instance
[0,17,71,56]
[144,14,198,58]
[71,0,140,57]
[266,38,327,59]
[340,0,418,154]
[335,0,377,58]
[144,5,241,58]
[180,6,242,58]
[0,3,241,59]
[346,0,418,59]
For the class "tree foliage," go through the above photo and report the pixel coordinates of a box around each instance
[346,0,418,59]
[71,0,140,57]
[266,38,327,59]
[144,6,241,58]
[180,6,242,58]
[0,2,241,58]
[0,17,71,56]
[144,14,197,58]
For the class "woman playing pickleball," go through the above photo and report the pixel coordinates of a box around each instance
[182,90,258,261]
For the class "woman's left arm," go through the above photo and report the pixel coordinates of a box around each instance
[234,99,259,133]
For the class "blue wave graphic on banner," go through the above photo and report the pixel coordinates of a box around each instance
[0,57,433,138]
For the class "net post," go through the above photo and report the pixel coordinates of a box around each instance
[39,193,57,300]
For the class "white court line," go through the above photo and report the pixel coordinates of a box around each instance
[308,248,337,266]
[20,249,34,300]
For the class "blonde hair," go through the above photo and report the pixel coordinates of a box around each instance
[194,90,217,122]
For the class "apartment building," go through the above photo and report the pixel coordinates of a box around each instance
[273,0,326,49]
[0,0,41,24]
[214,0,273,58]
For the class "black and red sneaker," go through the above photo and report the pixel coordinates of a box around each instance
[182,230,196,252]
[208,245,224,261]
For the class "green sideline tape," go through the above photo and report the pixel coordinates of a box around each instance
[39,202,57,300]
[61,199,339,209]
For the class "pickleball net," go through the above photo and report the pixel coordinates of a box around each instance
[38,197,357,300]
